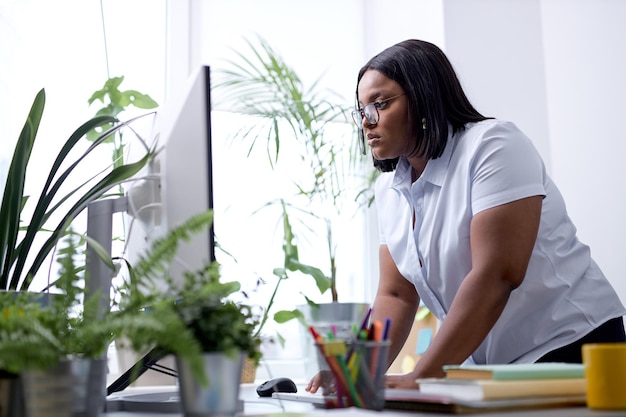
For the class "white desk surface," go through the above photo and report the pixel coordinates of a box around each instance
[104,383,626,417]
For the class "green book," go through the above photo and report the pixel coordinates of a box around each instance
[442,362,585,381]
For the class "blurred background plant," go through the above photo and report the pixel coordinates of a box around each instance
[213,36,371,345]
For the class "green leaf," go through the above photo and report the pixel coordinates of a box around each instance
[3,110,155,290]
[285,259,331,294]
[83,234,116,271]
[273,309,304,324]
[0,89,45,289]
[21,151,153,289]
[124,90,159,109]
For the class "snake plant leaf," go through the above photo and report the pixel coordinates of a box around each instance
[83,233,116,272]
[1,89,155,291]
[7,120,143,289]
[17,152,153,290]
[23,113,150,240]
[2,111,117,287]
[0,89,45,288]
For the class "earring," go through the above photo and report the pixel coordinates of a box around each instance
[422,118,427,130]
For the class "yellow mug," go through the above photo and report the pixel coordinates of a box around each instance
[582,343,626,410]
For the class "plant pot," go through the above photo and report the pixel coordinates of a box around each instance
[0,290,62,306]
[70,357,107,417]
[0,371,22,417]
[298,302,370,380]
[21,360,75,417]
[240,357,257,384]
[176,352,245,417]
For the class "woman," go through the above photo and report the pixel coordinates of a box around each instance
[307,39,625,392]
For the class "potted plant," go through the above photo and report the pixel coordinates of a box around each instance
[51,230,124,417]
[0,86,155,417]
[213,37,370,376]
[0,291,75,417]
[0,242,120,417]
[0,227,135,417]
[112,210,262,416]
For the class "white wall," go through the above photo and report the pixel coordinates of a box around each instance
[438,0,626,304]
[442,0,551,166]
[540,0,626,303]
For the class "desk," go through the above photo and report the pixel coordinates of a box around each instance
[104,383,626,416]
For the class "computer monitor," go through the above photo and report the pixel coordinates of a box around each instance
[159,64,215,272]
[108,65,215,394]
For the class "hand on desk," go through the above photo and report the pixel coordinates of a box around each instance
[305,370,420,393]
[385,373,420,389]
[304,370,335,394]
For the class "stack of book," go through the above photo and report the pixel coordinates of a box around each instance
[272,363,587,414]
[417,362,586,403]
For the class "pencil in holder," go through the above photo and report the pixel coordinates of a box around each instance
[315,339,391,410]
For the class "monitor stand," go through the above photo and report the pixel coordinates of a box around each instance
[107,347,172,395]
[105,348,245,414]
[106,348,177,413]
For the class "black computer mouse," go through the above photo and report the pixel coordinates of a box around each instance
[256,377,298,397]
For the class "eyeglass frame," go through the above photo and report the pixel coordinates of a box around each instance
[352,93,405,155]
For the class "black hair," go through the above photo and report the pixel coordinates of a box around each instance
[356,39,490,172]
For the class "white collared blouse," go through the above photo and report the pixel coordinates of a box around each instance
[375,119,625,364]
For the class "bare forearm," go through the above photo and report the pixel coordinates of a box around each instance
[375,245,420,371]
[413,273,513,378]
[372,292,418,369]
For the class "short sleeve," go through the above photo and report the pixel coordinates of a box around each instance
[470,121,547,214]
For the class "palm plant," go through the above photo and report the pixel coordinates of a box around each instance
[0,88,154,291]
[213,37,366,335]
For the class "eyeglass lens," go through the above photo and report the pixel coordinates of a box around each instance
[362,104,378,124]
[352,104,379,126]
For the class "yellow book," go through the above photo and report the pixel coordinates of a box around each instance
[417,377,586,401]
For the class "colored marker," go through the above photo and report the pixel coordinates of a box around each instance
[382,317,392,341]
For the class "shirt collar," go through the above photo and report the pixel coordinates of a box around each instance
[391,124,456,188]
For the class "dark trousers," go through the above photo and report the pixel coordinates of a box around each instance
[536,316,626,363]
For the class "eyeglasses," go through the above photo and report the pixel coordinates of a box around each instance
[351,93,405,127]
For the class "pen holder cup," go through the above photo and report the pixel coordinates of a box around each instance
[315,340,391,411]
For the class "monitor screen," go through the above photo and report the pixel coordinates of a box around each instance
[159,65,215,273]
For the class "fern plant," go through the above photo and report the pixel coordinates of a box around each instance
[112,210,262,386]
[48,230,122,359]
[0,229,124,376]
[0,293,65,374]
